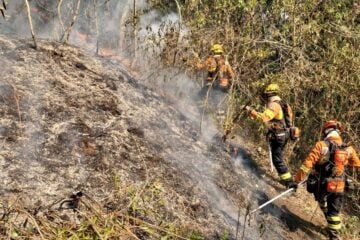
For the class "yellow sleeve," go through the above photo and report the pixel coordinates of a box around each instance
[252,108,276,123]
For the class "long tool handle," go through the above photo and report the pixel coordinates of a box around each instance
[249,188,293,215]
[249,180,306,215]
[268,141,274,172]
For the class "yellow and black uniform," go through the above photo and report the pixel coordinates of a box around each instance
[197,44,235,91]
[249,95,293,184]
[295,129,360,240]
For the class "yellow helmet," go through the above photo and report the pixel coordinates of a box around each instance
[211,44,223,54]
[263,83,280,95]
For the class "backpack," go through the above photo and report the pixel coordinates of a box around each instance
[277,100,300,141]
[323,140,349,193]
[206,57,218,73]
[206,55,223,73]
[324,140,349,176]
[307,140,348,194]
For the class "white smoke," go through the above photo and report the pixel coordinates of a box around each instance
[0,1,287,238]
[129,5,264,237]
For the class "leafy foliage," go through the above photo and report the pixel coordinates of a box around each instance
[149,0,360,224]
[151,0,360,167]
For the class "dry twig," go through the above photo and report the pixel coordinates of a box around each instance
[11,85,22,136]
[0,0,6,18]
[93,0,99,55]
[24,0,38,49]
[16,209,45,240]
[62,0,81,43]
[57,0,65,35]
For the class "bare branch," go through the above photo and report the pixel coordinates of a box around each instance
[57,0,65,36]
[93,0,99,54]
[24,0,38,50]
[62,0,81,44]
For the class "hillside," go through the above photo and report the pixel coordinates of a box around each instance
[0,33,326,240]
[0,0,359,239]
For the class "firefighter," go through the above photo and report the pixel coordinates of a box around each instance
[197,44,235,92]
[294,120,360,240]
[245,83,296,188]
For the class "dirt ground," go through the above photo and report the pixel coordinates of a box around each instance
[0,35,334,239]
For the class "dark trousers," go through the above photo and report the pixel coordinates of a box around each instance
[269,132,291,181]
[314,182,343,240]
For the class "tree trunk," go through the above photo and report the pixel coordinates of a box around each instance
[24,0,37,50]
[62,0,81,44]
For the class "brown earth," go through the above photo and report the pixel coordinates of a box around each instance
[0,34,332,239]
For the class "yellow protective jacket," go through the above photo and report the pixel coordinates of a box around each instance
[295,131,360,183]
[250,96,285,128]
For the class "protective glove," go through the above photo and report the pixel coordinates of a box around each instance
[250,110,258,119]
[286,180,298,191]
[245,106,257,119]
[205,81,212,87]
[245,106,253,112]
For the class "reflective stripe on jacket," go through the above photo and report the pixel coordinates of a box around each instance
[295,132,360,182]
[253,96,284,125]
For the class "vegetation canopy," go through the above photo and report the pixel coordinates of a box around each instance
[149,0,360,236]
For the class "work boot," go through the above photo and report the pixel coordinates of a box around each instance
[319,201,328,218]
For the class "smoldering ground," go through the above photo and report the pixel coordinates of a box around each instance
[0,1,322,239]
